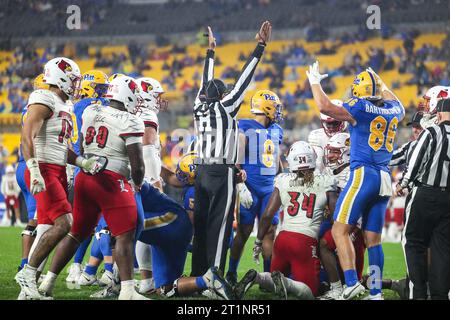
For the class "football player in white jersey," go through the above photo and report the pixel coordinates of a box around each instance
[237,141,338,299]
[134,77,168,294]
[308,99,346,172]
[16,57,104,300]
[39,76,148,300]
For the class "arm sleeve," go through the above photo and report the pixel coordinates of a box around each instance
[195,49,215,106]
[401,129,432,188]
[142,144,161,182]
[220,43,266,113]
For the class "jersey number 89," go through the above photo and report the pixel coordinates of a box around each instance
[85,126,109,149]
[368,116,398,152]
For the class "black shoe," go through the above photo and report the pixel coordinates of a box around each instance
[207,267,235,300]
[391,278,408,300]
[225,272,238,288]
[271,271,288,300]
[234,269,257,300]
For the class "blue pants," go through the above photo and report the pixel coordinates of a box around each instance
[239,188,279,226]
[333,166,389,233]
[16,160,36,221]
[138,182,193,288]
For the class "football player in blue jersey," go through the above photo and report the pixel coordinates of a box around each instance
[15,74,47,273]
[307,62,405,300]
[226,90,284,286]
[66,69,110,283]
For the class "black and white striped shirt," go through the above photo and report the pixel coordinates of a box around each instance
[389,140,416,167]
[401,121,450,188]
[193,43,265,165]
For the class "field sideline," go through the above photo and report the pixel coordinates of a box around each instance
[0,227,406,300]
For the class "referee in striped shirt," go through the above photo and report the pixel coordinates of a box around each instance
[397,98,450,300]
[191,22,272,276]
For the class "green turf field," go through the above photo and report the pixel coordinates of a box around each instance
[0,226,406,300]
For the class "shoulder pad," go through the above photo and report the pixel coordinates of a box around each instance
[28,90,56,111]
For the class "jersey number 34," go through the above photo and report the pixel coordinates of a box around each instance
[287,192,316,218]
[368,116,398,152]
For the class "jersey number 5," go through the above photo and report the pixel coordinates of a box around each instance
[287,192,316,218]
[85,126,109,148]
[368,116,398,152]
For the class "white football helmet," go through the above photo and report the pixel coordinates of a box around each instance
[325,132,350,170]
[423,86,449,114]
[105,76,140,113]
[136,77,167,114]
[320,99,346,137]
[286,141,317,172]
[43,57,81,99]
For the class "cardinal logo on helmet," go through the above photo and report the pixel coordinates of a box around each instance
[128,79,138,94]
[57,59,72,73]
[140,81,153,93]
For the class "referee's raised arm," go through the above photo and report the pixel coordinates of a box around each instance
[194,26,215,106]
[221,21,272,114]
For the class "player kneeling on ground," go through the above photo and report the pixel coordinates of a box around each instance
[237,141,338,299]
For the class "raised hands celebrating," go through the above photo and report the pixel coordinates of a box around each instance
[256,20,272,45]
[207,26,216,51]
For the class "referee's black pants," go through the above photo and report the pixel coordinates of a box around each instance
[403,186,450,300]
[191,164,237,276]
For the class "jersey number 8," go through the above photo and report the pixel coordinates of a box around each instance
[368,116,398,152]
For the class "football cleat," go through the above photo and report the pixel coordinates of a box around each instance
[234,269,257,300]
[225,272,238,288]
[205,267,235,300]
[98,270,114,287]
[138,278,155,294]
[271,271,288,300]
[201,289,220,299]
[318,288,343,300]
[17,290,28,300]
[15,267,48,300]
[391,278,409,300]
[338,282,365,300]
[118,289,151,300]
[363,293,384,300]
[66,263,82,283]
[78,272,98,286]
[90,282,120,299]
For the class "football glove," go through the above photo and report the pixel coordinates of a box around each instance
[252,239,263,265]
[76,155,107,175]
[26,158,46,195]
[237,183,253,209]
[306,61,328,85]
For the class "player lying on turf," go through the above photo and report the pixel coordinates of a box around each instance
[307,61,405,300]
[237,141,338,299]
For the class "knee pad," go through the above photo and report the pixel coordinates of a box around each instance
[21,225,37,237]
